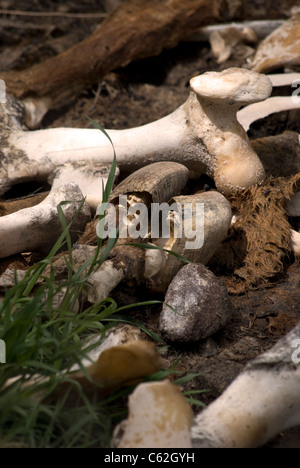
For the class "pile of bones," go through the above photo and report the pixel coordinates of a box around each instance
[1,67,300,448]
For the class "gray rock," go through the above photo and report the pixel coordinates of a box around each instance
[159,263,232,342]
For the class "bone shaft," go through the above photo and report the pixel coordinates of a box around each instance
[10,101,206,174]
[0,184,90,258]
[188,20,285,41]
[192,324,300,448]
[237,96,300,132]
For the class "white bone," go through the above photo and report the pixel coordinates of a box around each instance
[49,161,119,212]
[192,322,300,448]
[116,380,194,448]
[267,73,300,87]
[291,229,300,255]
[188,20,285,42]
[0,183,91,259]
[3,69,272,196]
[238,96,300,131]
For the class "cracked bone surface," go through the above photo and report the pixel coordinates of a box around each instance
[90,190,231,300]
[51,187,232,303]
[1,68,271,196]
[150,191,232,293]
[0,183,91,259]
[192,322,300,448]
[106,161,189,242]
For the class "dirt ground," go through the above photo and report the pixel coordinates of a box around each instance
[1,0,300,448]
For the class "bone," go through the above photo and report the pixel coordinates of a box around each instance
[49,161,119,213]
[69,340,162,396]
[192,322,300,448]
[33,340,162,407]
[72,324,146,371]
[252,14,300,73]
[115,380,194,448]
[51,243,145,304]
[83,259,126,304]
[291,230,300,255]
[0,184,91,259]
[237,96,300,132]
[49,187,232,303]
[96,190,232,298]
[188,20,285,42]
[150,191,232,293]
[188,69,271,193]
[2,69,271,196]
[0,98,118,208]
[6,340,163,407]
[209,26,258,64]
[106,161,189,244]
[267,73,300,87]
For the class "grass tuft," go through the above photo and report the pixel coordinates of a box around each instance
[0,120,204,448]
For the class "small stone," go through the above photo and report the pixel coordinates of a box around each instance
[159,263,232,342]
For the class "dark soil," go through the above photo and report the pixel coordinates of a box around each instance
[1,1,300,448]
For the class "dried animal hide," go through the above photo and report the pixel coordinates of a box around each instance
[209,174,300,293]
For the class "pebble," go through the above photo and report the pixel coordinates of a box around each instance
[159,263,232,342]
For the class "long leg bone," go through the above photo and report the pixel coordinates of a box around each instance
[1,68,272,196]
[0,184,91,259]
[0,98,119,209]
[192,322,300,448]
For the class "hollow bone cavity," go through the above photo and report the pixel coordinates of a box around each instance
[2,68,272,196]
[88,190,232,300]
